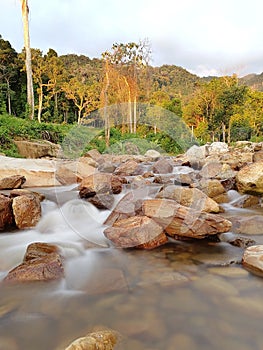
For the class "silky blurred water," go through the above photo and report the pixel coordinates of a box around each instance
[0,186,263,350]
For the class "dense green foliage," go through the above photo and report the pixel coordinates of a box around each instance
[0,33,263,153]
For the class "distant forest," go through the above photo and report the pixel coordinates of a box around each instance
[0,34,263,144]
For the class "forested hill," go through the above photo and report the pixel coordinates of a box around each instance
[239,73,263,92]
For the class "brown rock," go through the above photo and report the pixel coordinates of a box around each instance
[87,193,114,210]
[4,253,64,282]
[103,189,144,226]
[156,185,220,213]
[230,194,260,208]
[197,179,226,199]
[200,161,223,178]
[230,215,263,235]
[0,194,14,230]
[242,245,263,277]
[236,161,263,196]
[0,175,26,190]
[12,195,41,229]
[104,215,167,248]
[64,329,119,350]
[83,148,102,162]
[114,160,140,176]
[253,150,263,162]
[152,158,173,174]
[23,242,61,262]
[142,199,232,239]
[9,189,45,202]
[14,140,60,158]
[79,173,123,196]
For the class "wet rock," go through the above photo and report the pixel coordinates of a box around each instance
[55,159,96,185]
[230,215,263,235]
[230,194,260,208]
[79,173,123,197]
[197,179,226,199]
[142,199,232,239]
[242,245,263,276]
[156,185,220,213]
[98,161,117,173]
[64,329,119,350]
[152,158,173,174]
[193,274,239,296]
[173,172,196,186]
[104,189,145,226]
[4,252,64,282]
[114,160,141,176]
[208,266,249,278]
[200,161,224,178]
[104,215,167,249]
[227,236,255,248]
[23,242,61,262]
[0,175,26,190]
[236,160,263,195]
[0,337,18,350]
[0,194,14,230]
[12,194,41,229]
[83,148,102,162]
[87,193,114,210]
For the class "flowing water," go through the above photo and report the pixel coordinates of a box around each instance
[1,184,263,350]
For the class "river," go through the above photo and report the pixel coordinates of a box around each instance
[0,183,263,350]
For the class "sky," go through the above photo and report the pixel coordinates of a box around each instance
[0,0,263,77]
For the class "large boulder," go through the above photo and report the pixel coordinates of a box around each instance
[104,215,168,249]
[152,158,173,174]
[236,161,263,196]
[0,194,14,231]
[79,173,123,197]
[142,198,232,239]
[207,142,229,155]
[12,195,41,229]
[114,160,141,176]
[185,145,208,168]
[4,242,64,282]
[156,185,220,213]
[0,175,26,190]
[14,140,60,158]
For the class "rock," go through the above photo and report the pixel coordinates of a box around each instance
[173,172,196,186]
[230,215,263,235]
[83,148,102,162]
[230,194,260,208]
[56,158,97,185]
[242,245,263,276]
[152,158,173,174]
[104,215,167,249]
[14,140,60,158]
[0,175,26,190]
[200,161,224,178]
[114,160,141,176]
[23,242,61,262]
[104,189,145,226]
[12,194,41,229]
[185,145,208,168]
[79,173,123,197]
[64,329,119,350]
[87,193,114,210]
[197,179,226,199]
[253,150,263,162]
[9,189,45,202]
[156,185,220,213]
[0,156,61,187]
[144,149,161,160]
[0,194,14,230]
[4,243,64,282]
[236,161,263,195]
[207,142,229,155]
[142,199,232,239]
[98,161,117,173]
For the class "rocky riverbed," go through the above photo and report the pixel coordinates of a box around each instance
[0,141,263,349]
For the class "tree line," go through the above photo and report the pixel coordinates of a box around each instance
[0,34,262,144]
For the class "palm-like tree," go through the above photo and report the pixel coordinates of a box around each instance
[21,0,34,119]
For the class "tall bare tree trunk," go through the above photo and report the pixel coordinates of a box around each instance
[37,84,43,123]
[21,0,34,119]
[104,60,110,146]
[133,96,137,134]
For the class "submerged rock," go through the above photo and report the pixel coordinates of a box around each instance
[64,329,119,350]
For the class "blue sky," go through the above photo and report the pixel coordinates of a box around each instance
[0,0,262,77]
